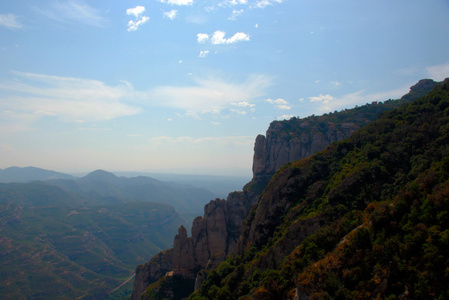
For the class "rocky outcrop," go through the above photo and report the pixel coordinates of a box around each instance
[131,249,173,300]
[172,191,258,278]
[252,120,361,178]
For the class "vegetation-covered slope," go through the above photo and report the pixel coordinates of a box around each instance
[0,182,185,299]
[190,80,449,299]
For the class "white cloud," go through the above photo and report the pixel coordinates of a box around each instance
[126,6,149,31]
[0,14,23,29]
[309,85,410,113]
[127,6,146,18]
[198,31,249,45]
[127,16,149,31]
[266,98,291,110]
[427,63,449,81]
[309,94,333,103]
[230,108,248,115]
[221,0,248,6]
[331,81,341,87]
[252,0,283,8]
[145,74,272,115]
[163,10,178,20]
[197,33,210,43]
[231,101,255,108]
[0,72,141,126]
[157,0,194,5]
[228,9,244,20]
[276,114,294,120]
[34,1,106,27]
[211,31,250,44]
[199,50,210,58]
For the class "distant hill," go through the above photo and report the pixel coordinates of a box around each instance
[48,169,218,215]
[0,166,75,183]
[0,181,185,299]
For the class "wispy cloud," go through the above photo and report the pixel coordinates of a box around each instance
[266,98,291,110]
[144,74,272,116]
[199,50,210,58]
[309,94,333,103]
[251,0,283,8]
[0,13,23,29]
[309,85,410,113]
[228,9,244,20]
[163,10,178,20]
[198,30,250,45]
[34,1,106,27]
[276,114,294,120]
[157,0,194,5]
[0,72,141,126]
[427,63,449,81]
[197,33,210,43]
[126,6,149,31]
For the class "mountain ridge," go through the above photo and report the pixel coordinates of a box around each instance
[130,79,442,300]
[188,78,449,299]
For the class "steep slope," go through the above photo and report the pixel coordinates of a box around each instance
[0,182,185,299]
[131,79,440,300]
[190,79,449,299]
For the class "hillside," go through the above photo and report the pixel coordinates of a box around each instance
[0,181,185,299]
[189,79,449,299]
[130,79,442,300]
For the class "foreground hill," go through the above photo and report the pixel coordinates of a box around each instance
[130,79,442,300]
[188,79,449,299]
[0,181,185,299]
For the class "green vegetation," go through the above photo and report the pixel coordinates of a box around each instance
[0,183,185,299]
[190,79,449,299]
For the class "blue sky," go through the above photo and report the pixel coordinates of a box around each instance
[0,0,448,177]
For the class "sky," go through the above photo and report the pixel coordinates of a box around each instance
[0,0,449,177]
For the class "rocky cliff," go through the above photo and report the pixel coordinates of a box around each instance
[190,79,449,299]
[131,79,439,300]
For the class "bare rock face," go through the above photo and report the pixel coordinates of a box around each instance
[252,119,361,178]
[131,249,173,300]
[172,191,258,278]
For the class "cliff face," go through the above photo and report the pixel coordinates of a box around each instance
[172,191,258,278]
[131,249,173,300]
[131,79,440,300]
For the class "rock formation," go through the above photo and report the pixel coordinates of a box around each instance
[131,79,440,300]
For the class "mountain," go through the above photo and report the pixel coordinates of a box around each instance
[0,166,75,183]
[186,79,449,299]
[48,170,218,217]
[130,79,443,300]
[0,181,185,299]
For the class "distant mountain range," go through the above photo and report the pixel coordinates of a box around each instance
[0,166,76,182]
[0,167,231,299]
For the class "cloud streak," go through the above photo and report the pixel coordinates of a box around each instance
[144,75,272,115]
[427,63,449,81]
[308,85,411,113]
[0,72,141,125]
[34,1,106,26]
